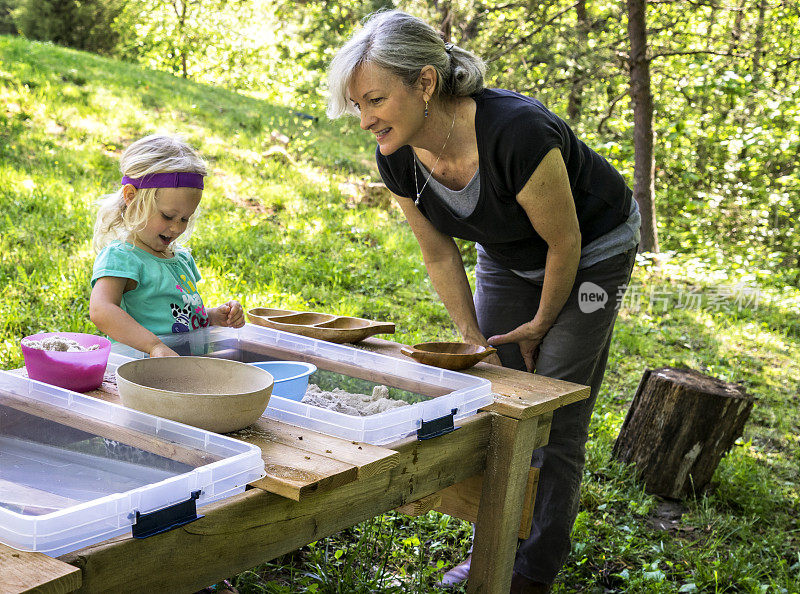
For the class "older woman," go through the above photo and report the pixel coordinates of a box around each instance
[327,9,640,593]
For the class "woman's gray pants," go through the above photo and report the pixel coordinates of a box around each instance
[474,247,636,585]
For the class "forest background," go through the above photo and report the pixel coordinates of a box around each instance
[1,0,799,592]
[5,0,800,268]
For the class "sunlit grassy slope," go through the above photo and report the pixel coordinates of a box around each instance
[0,34,455,369]
[1,35,798,593]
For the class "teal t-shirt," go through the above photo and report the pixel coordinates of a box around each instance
[92,241,210,336]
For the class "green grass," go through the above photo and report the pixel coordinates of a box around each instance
[2,36,799,593]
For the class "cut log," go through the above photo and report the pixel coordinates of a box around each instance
[612,367,754,499]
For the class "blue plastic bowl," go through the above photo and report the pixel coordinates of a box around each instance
[249,361,316,401]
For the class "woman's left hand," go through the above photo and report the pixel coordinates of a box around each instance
[210,301,245,328]
[487,321,548,372]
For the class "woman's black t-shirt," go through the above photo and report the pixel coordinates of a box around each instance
[376,88,632,270]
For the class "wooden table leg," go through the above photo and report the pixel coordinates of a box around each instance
[468,413,543,593]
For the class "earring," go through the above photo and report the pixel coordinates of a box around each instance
[424,100,429,118]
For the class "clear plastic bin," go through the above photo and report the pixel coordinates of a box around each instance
[109,325,494,445]
[0,370,265,556]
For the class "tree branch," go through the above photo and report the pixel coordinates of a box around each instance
[597,91,629,135]
[478,1,528,11]
[776,56,800,68]
[650,49,749,59]
[486,1,582,62]
[648,0,746,8]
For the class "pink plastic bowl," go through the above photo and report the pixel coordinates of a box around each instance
[21,332,111,392]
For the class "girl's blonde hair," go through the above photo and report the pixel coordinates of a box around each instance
[327,9,486,119]
[93,134,207,253]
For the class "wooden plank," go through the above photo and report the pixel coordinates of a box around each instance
[434,468,539,540]
[359,337,590,419]
[395,493,442,517]
[58,413,493,594]
[0,390,221,468]
[244,437,357,501]
[0,479,80,515]
[517,468,540,541]
[0,544,81,594]
[435,474,482,523]
[468,414,542,593]
[474,367,590,419]
[83,383,398,500]
[230,418,399,481]
[0,405,100,449]
[532,412,552,450]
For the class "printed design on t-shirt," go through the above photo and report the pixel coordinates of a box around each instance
[170,303,193,333]
[170,272,209,333]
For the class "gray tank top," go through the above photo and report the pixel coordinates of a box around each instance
[415,154,481,218]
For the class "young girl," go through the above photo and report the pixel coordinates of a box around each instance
[90,134,244,357]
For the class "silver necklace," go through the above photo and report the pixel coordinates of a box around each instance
[413,110,457,205]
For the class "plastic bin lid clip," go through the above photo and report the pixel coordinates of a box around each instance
[417,408,460,441]
[132,490,204,539]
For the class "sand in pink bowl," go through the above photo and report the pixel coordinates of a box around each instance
[21,332,111,392]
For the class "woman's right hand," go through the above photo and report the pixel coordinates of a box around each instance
[149,342,179,358]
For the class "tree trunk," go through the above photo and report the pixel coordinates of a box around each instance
[738,0,767,160]
[612,367,754,499]
[436,0,453,42]
[172,0,189,78]
[752,0,766,80]
[627,0,658,253]
[567,0,589,123]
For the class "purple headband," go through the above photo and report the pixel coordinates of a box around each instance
[121,172,204,190]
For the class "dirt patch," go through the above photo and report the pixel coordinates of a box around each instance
[646,498,695,536]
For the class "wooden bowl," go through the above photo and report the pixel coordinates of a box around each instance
[272,312,337,325]
[116,357,274,433]
[248,307,298,320]
[399,342,497,371]
[315,317,372,330]
[247,308,395,344]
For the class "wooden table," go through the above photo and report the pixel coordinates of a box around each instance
[1,337,588,594]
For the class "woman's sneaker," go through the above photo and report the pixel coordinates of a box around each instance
[435,554,471,588]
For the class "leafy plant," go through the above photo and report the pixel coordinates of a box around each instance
[12,0,127,54]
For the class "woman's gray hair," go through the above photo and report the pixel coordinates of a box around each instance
[327,9,486,119]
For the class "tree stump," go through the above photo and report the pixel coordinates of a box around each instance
[612,367,754,499]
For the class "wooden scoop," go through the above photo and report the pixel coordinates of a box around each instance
[399,342,497,371]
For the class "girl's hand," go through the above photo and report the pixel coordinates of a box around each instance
[149,342,179,358]
[210,301,245,328]
[487,321,549,372]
